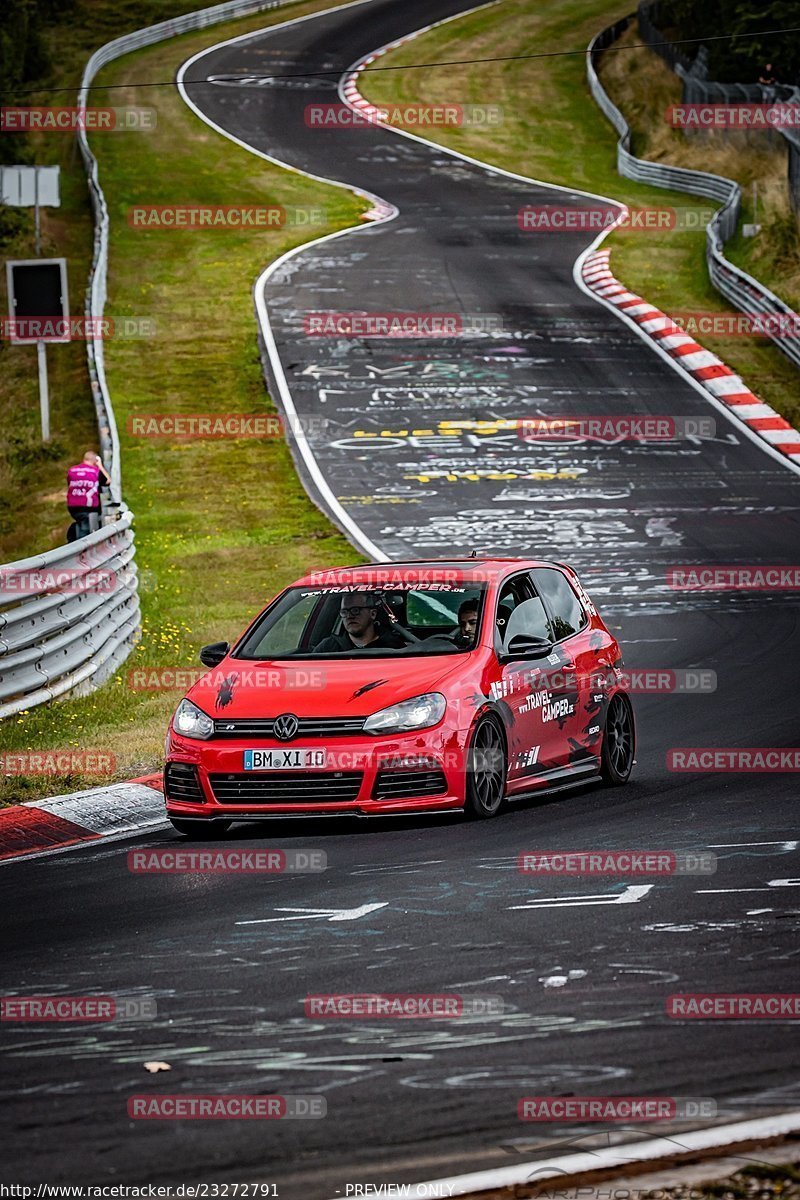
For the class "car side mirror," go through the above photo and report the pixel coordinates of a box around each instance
[502,634,553,661]
[199,641,229,668]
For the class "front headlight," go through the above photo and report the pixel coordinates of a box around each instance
[173,698,214,740]
[363,692,446,735]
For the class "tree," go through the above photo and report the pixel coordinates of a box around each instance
[657,0,800,82]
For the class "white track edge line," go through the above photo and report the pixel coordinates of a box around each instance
[176,0,404,562]
[331,1110,800,1199]
[574,240,800,478]
[173,0,642,563]
[339,13,800,481]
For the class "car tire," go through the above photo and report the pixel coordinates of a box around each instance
[169,819,232,838]
[600,692,635,785]
[465,716,507,819]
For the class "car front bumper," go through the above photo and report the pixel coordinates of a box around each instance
[164,723,469,818]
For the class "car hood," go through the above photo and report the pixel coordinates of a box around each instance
[185,654,467,720]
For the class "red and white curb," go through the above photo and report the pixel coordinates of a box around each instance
[340,41,409,222]
[341,1110,800,1199]
[338,6,501,216]
[582,249,800,463]
[342,32,800,473]
[0,774,166,864]
[341,37,408,122]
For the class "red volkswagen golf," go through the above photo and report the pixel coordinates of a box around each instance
[164,559,635,835]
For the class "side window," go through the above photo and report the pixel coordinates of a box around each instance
[504,597,551,645]
[495,578,523,646]
[532,568,586,641]
[495,574,549,647]
[247,592,322,657]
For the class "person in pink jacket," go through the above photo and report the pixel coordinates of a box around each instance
[66,451,111,540]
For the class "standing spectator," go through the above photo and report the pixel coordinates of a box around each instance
[67,451,110,540]
[759,63,777,101]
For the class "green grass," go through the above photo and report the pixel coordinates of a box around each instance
[361,0,800,428]
[653,1161,800,1200]
[0,0,368,805]
[4,0,798,803]
[0,138,102,562]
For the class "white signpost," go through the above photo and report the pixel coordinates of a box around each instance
[6,258,69,444]
[3,166,64,444]
[0,165,60,255]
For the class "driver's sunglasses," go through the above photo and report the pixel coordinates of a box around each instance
[339,605,371,617]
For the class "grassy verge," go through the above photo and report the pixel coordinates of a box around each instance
[0,122,99,562]
[650,1160,800,1200]
[0,0,367,805]
[598,22,800,357]
[0,0,297,565]
[360,0,800,428]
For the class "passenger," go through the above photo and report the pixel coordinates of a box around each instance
[313,592,406,652]
[454,598,479,647]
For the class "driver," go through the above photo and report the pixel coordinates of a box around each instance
[313,591,407,652]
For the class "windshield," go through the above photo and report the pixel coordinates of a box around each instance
[234,584,487,659]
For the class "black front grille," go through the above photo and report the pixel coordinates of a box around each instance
[212,717,366,739]
[209,771,363,805]
[164,762,205,803]
[372,769,448,800]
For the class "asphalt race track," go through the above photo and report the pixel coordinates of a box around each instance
[3,0,800,1194]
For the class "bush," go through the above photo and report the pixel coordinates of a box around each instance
[658,0,800,83]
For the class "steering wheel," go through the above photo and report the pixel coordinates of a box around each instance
[391,623,421,645]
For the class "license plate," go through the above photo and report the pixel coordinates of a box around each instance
[244,748,327,771]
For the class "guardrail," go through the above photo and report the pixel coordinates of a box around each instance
[0,515,140,718]
[587,16,800,371]
[0,0,291,719]
[76,0,289,499]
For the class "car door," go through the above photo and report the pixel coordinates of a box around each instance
[531,566,598,766]
[491,572,565,788]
